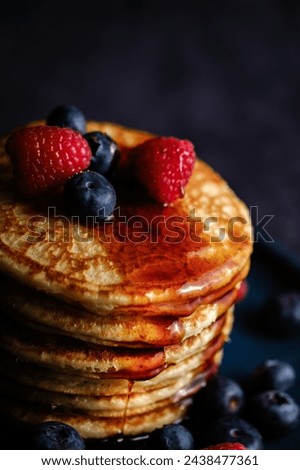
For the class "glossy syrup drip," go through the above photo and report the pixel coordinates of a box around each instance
[122,380,134,435]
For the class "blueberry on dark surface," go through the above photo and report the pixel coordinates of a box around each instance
[250,359,296,393]
[265,291,300,336]
[84,131,120,176]
[204,417,263,450]
[146,424,194,450]
[194,375,244,419]
[46,105,87,134]
[248,390,299,437]
[63,171,116,220]
[31,421,85,450]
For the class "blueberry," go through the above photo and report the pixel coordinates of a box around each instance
[31,421,85,450]
[204,417,263,450]
[194,375,244,419]
[47,105,87,134]
[84,132,120,176]
[63,171,116,221]
[248,390,299,437]
[146,424,194,450]
[265,291,300,336]
[250,359,296,393]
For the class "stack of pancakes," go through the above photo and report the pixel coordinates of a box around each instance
[0,122,252,439]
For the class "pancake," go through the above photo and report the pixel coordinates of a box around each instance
[0,347,221,396]
[0,397,191,439]
[0,119,252,439]
[0,348,223,438]
[0,356,217,414]
[0,308,232,380]
[1,273,239,347]
[0,121,252,313]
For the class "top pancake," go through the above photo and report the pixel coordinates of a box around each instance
[0,121,252,313]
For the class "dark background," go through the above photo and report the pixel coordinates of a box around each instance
[1,0,300,254]
[1,1,300,450]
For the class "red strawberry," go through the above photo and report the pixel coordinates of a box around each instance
[5,125,92,196]
[203,442,247,450]
[130,137,196,204]
[236,280,249,303]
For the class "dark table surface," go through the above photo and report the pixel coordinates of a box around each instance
[1,0,300,255]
